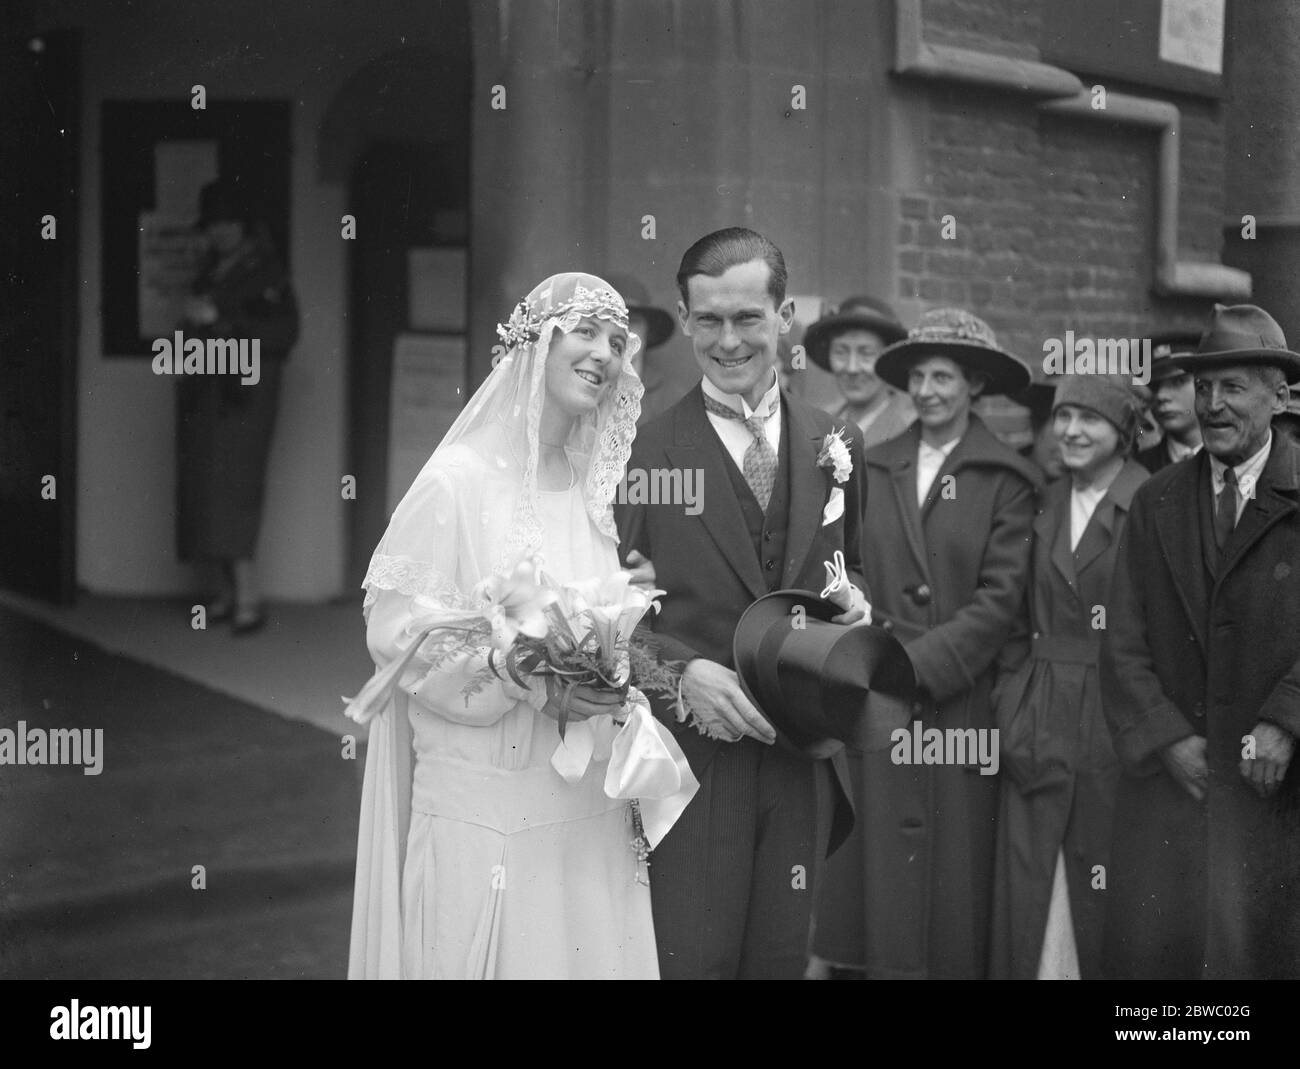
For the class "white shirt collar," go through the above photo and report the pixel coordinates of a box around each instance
[1210,432,1271,502]
[919,436,960,461]
[701,368,780,420]
[1167,438,1200,463]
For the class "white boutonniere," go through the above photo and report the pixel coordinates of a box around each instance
[817,427,853,484]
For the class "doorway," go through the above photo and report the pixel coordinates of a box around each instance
[346,139,469,587]
[0,28,80,603]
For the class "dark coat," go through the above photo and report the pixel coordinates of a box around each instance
[616,383,866,840]
[615,383,868,976]
[1137,440,1174,474]
[989,458,1147,979]
[176,235,299,561]
[1101,438,1300,979]
[812,415,1040,978]
[192,235,300,359]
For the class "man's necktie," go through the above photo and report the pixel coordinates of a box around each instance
[703,393,778,510]
[1214,466,1239,551]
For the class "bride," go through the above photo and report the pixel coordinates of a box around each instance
[347,272,693,979]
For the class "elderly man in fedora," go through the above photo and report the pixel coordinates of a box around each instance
[1137,330,1204,474]
[809,308,1041,979]
[804,296,917,450]
[1102,303,1300,979]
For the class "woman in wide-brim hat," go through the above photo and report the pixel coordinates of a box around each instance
[874,307,1032,398]
[989,374,1149,979]
[809,307,1040,980]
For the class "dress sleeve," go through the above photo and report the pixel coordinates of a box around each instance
[362,460,536,727]
[365,590,535,726]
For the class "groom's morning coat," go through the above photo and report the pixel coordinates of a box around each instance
[615,383,867,850]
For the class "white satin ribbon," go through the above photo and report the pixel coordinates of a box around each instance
[550,687,699,849]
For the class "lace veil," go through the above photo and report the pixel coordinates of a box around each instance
[361,272,644,613]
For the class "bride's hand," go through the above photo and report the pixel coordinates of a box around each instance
[539,678,625,723]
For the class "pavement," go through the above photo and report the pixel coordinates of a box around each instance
[0,598,371,979]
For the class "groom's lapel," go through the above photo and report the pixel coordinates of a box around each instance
[666,386,768,601]
[782,393,828,586]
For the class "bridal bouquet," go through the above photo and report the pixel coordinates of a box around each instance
[343,555,682,738]
[343,555,698,854]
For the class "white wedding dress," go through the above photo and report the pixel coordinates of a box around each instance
[358,448,657,979]
[348,273,670,980]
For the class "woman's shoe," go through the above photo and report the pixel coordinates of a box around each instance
[231,604,267,636]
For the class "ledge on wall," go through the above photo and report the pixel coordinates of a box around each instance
[891,0,1251,300]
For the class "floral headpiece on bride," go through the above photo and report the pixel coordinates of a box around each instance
[495,280,643,361]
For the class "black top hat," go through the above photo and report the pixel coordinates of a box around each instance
[733,590,918,759]
[604,273,675,349]
[875,308,1032,397]
[803,296,908,371]
[1171,304,1300,384]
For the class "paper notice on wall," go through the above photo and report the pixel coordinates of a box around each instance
[1159,0,1225,74]
[154,140,218,218]
[138,212,209,338]
[387,332,467,512]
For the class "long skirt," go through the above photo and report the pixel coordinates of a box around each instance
[176,360,283,561]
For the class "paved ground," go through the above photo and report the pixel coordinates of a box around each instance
[0,604,362,979]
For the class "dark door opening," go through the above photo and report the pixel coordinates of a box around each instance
[0,28,80,603]
[346,140,469,589]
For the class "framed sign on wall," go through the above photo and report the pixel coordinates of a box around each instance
[100,101,290,355]
[1040,0,1232,99]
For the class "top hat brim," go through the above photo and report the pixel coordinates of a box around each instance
[875,339,1032,396]
[1170,348,1300,385]
[626,305,675,350]
[803,313,908,371]
[734,590,917,758]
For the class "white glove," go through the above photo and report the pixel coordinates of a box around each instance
[821,549,871,624]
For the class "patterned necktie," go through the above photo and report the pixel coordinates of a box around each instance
[703,393,778,510]
[1214,465,1239,551]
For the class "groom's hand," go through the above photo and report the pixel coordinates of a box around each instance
[681,659,776,745]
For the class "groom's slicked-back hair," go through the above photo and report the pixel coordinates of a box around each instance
[676,227,787,310]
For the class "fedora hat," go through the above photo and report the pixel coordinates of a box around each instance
[803,295,908,371]
[604,273,674,349]
[875,308,1031,397]
[1171,304,1300,384]
[733,590,918,759]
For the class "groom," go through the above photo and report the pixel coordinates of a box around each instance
[616,227,868,979]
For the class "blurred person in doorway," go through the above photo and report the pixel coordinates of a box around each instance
[177,179,299,635]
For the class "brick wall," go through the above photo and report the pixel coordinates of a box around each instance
[897,1,1231,436]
